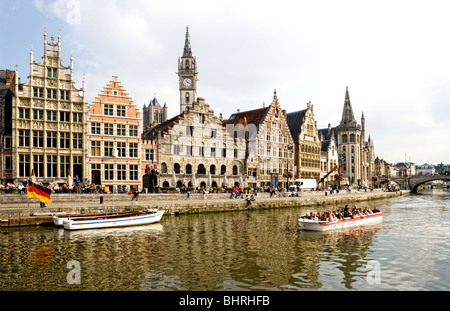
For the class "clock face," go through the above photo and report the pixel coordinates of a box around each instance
[183,78,192,87]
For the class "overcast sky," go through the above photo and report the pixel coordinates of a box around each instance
[1,0,449,165]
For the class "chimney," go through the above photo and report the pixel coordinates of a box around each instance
[237,109,240,113]
[328,123,331,134]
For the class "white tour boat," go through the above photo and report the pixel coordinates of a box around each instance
[62,210,165,230]
[298,212,383,231]
[53,210,140,227]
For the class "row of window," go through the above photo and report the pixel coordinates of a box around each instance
[19,108,82,122]
[102,164,139,181]
[91,123,138,136]
[18,130,83,149]
[300,144,321,154]
[184,125,218,138]
[173,145,240,158]
[103,104,127,117]
[91,141,139,158]
[259,145,293,158]
[342,133,358,143]
[33,87,70,100]
[258,162,293,175]
[18,154,82,178]
[161,163,239,176]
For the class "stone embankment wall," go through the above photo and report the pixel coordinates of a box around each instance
[0,189,408,227]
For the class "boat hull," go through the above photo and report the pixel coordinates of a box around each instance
[299,212,383,231]
[53,210,144,227]
[63,210,165,230]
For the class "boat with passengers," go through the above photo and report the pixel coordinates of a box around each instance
[299,207,383,231]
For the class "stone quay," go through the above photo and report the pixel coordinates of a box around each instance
[0,189,408,227]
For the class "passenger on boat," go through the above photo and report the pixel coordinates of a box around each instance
[363,207,373,215]
[311,213,319,221]
[372,207,380,213]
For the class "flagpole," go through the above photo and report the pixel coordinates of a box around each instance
[27,179,30,217]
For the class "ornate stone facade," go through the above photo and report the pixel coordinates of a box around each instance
[287,101,322,181]
[335,87,375,186]
[11,31,88,184]
[144,97,246,190]
[224,90,295,189]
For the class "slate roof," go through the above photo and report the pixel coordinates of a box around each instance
[286,109,307,142]
[318,126,338,142]
[222,106,269,128]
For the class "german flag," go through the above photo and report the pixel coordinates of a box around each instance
[28,182,52,203]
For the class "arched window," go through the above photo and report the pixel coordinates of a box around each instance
[186,164,192,175]
[233,165,238,175]
[185,93,190,104]
[210,165,216,175]
[174,163,180,174]
[197,164,206,175]
[162,181,169,187]
[221,165,226,175]
[350,134,355,143]
[185,60,189,70]
[161,163,167,174]
[342,134,348,143]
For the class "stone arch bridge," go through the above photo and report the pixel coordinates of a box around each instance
[379,175,450,193]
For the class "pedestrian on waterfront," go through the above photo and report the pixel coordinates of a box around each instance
[246,194,255,206]
[131,187,139,201]
[186,190,191,200]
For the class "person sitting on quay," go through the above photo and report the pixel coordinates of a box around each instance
[246,194,255,206]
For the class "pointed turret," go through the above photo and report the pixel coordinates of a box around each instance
[178,26,198,114]
[183,26,192,57]
[340,86,357,128]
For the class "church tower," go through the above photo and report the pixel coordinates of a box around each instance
[178,27,198,114]
[336,86,361,185]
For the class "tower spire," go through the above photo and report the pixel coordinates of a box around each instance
[183,26,192,57]
[178,26,197,114]
[340,86,357,128]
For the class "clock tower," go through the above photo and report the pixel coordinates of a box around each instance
[178,27,198,114]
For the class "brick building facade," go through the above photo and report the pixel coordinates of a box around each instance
[88,76,143,192]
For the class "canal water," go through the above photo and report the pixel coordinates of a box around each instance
[0,189,448,291]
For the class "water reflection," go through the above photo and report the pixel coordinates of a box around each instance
[0,190,448,291]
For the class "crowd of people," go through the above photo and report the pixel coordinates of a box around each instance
[0,183,27,194]
[303,205,381,222]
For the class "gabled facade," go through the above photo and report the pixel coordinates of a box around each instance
[286,101,322,181]
[144,97,246,190]
[319,128,339,187]
[88,76,142,192]
[224,90,295,189]
[11,31,88,185]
